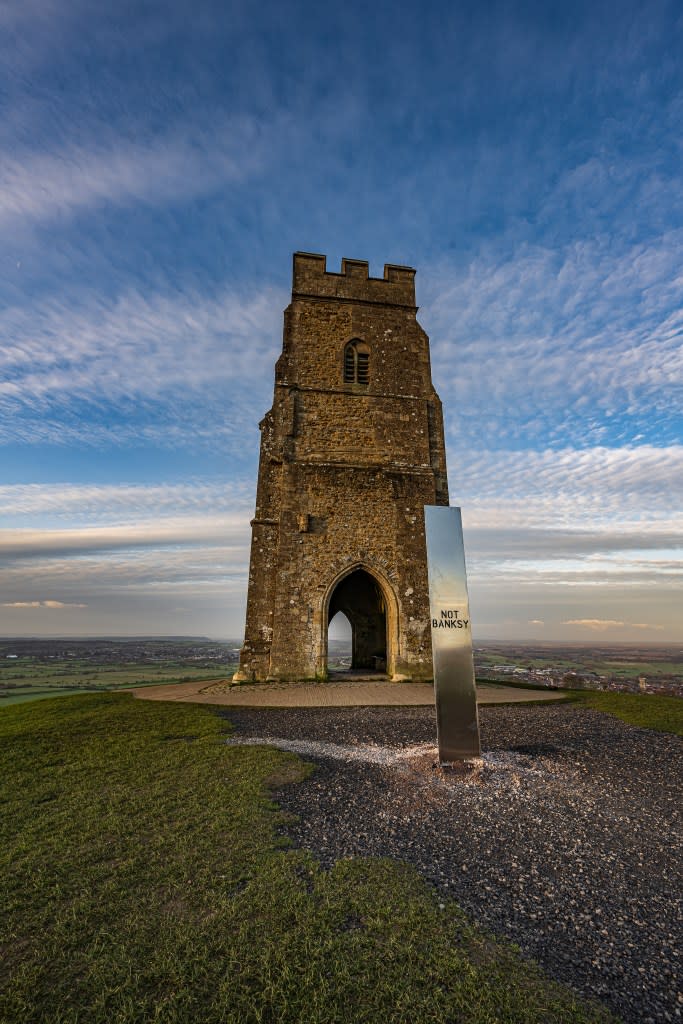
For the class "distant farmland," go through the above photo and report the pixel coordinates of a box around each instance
[1,637,681,706]
[0,637,238,706]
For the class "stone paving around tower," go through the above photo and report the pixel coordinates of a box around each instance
[129,678,570,707]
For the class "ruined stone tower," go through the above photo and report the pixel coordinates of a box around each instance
[234,252,449,682]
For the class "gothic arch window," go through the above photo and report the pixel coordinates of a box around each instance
[343,339,370,385]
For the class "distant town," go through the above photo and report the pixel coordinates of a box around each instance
[0,637,680,704]
[473,642,682,698]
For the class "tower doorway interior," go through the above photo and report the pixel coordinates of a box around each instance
[328,611,352,671]
[327,569,387,673]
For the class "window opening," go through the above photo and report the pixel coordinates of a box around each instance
[343,340,370,385]
[344,346,356,382]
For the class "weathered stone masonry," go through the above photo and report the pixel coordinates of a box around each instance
[234,252,449,682]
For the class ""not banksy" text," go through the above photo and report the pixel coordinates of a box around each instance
[432,609,469,629]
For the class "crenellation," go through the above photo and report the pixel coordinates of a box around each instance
[340,257,369,278]
[292,250,417,308]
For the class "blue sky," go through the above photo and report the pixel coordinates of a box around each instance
[1,0,681,641]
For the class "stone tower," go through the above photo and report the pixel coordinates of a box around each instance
[234,252,449,682]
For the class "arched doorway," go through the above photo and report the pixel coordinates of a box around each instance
[327,568,387,672]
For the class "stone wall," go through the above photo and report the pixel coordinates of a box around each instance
[235,253,449,682]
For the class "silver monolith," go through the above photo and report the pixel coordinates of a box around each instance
[425,505,481,762]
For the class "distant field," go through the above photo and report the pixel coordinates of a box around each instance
[0,639,238,706]
[0,667,235,706]
[475,645,682,681]
[478,654,579,670]
[595,660,682,677]
[2,639,681,706]
[476,656,681,678]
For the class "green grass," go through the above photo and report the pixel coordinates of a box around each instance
[0,694,616,1024]
[568,689,683,737]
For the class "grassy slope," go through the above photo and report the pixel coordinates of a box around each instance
[569,690,683,737]
[0,693,616,1024]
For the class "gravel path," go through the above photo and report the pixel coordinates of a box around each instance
[220,704,682,1024]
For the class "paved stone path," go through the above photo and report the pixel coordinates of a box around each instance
[129,678,569,707]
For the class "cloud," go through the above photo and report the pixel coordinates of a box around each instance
[0,483,255,630]
[0,546,249,637]
[1,600,87,609]
[0,413,265,455]
[423,231,683,450]
[465,525,683,561]
[560,619,665,634]
[0,282,284,407]
[0,282,285,452]
[0,481,254,521]
[0,478,253,624]
[563,619,623,630]
[466,555,682,594]
[471,592,678,640]
[454,445,683,529]
[0,120,270,227]
[0,518,250,560]
[1,548,248,591]
[44,600,86,608]
[0,0,75,89]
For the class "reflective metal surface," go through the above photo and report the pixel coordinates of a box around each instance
[425,506,481,762]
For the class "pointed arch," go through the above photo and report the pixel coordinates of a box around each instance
[319,562,399,677]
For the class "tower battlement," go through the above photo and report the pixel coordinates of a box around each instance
[292,252,417,308]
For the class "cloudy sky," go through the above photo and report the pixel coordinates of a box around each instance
[1,0,681,641]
